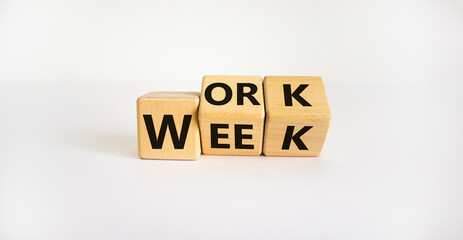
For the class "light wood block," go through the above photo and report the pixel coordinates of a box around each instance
[263,76,331,157]
[199,75,265,156]
[137,92,201,160]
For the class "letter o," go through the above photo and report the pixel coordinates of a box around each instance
[204,83,232,105]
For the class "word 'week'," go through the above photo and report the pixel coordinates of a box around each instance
[137,76,331,160]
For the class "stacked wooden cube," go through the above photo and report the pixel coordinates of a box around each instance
[137,76,331,160]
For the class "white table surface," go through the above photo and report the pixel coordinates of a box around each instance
[1,81,462,239]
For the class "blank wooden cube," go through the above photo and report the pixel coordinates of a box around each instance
[199,75,265,156]
[137,92,201,160]
[263,76,331,157]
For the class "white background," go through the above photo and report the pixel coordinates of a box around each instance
[1,0,463,239]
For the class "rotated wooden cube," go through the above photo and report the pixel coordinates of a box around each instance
[263,76,331,156]
[137,92,201,160]
[199,75,265,156]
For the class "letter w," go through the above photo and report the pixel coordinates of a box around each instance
[143,115,192,149]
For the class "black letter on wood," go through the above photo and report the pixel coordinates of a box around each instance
[143,115,192,149]
[235,124,254,149]
[205,83,233,105]
[283,84,311,106]
[237,83,260,105]
[281,126,313,150]
[211,124,230,148]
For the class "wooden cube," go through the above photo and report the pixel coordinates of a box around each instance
[198,75,265,156]
[137,92,201,160]
[263,76,331,157]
